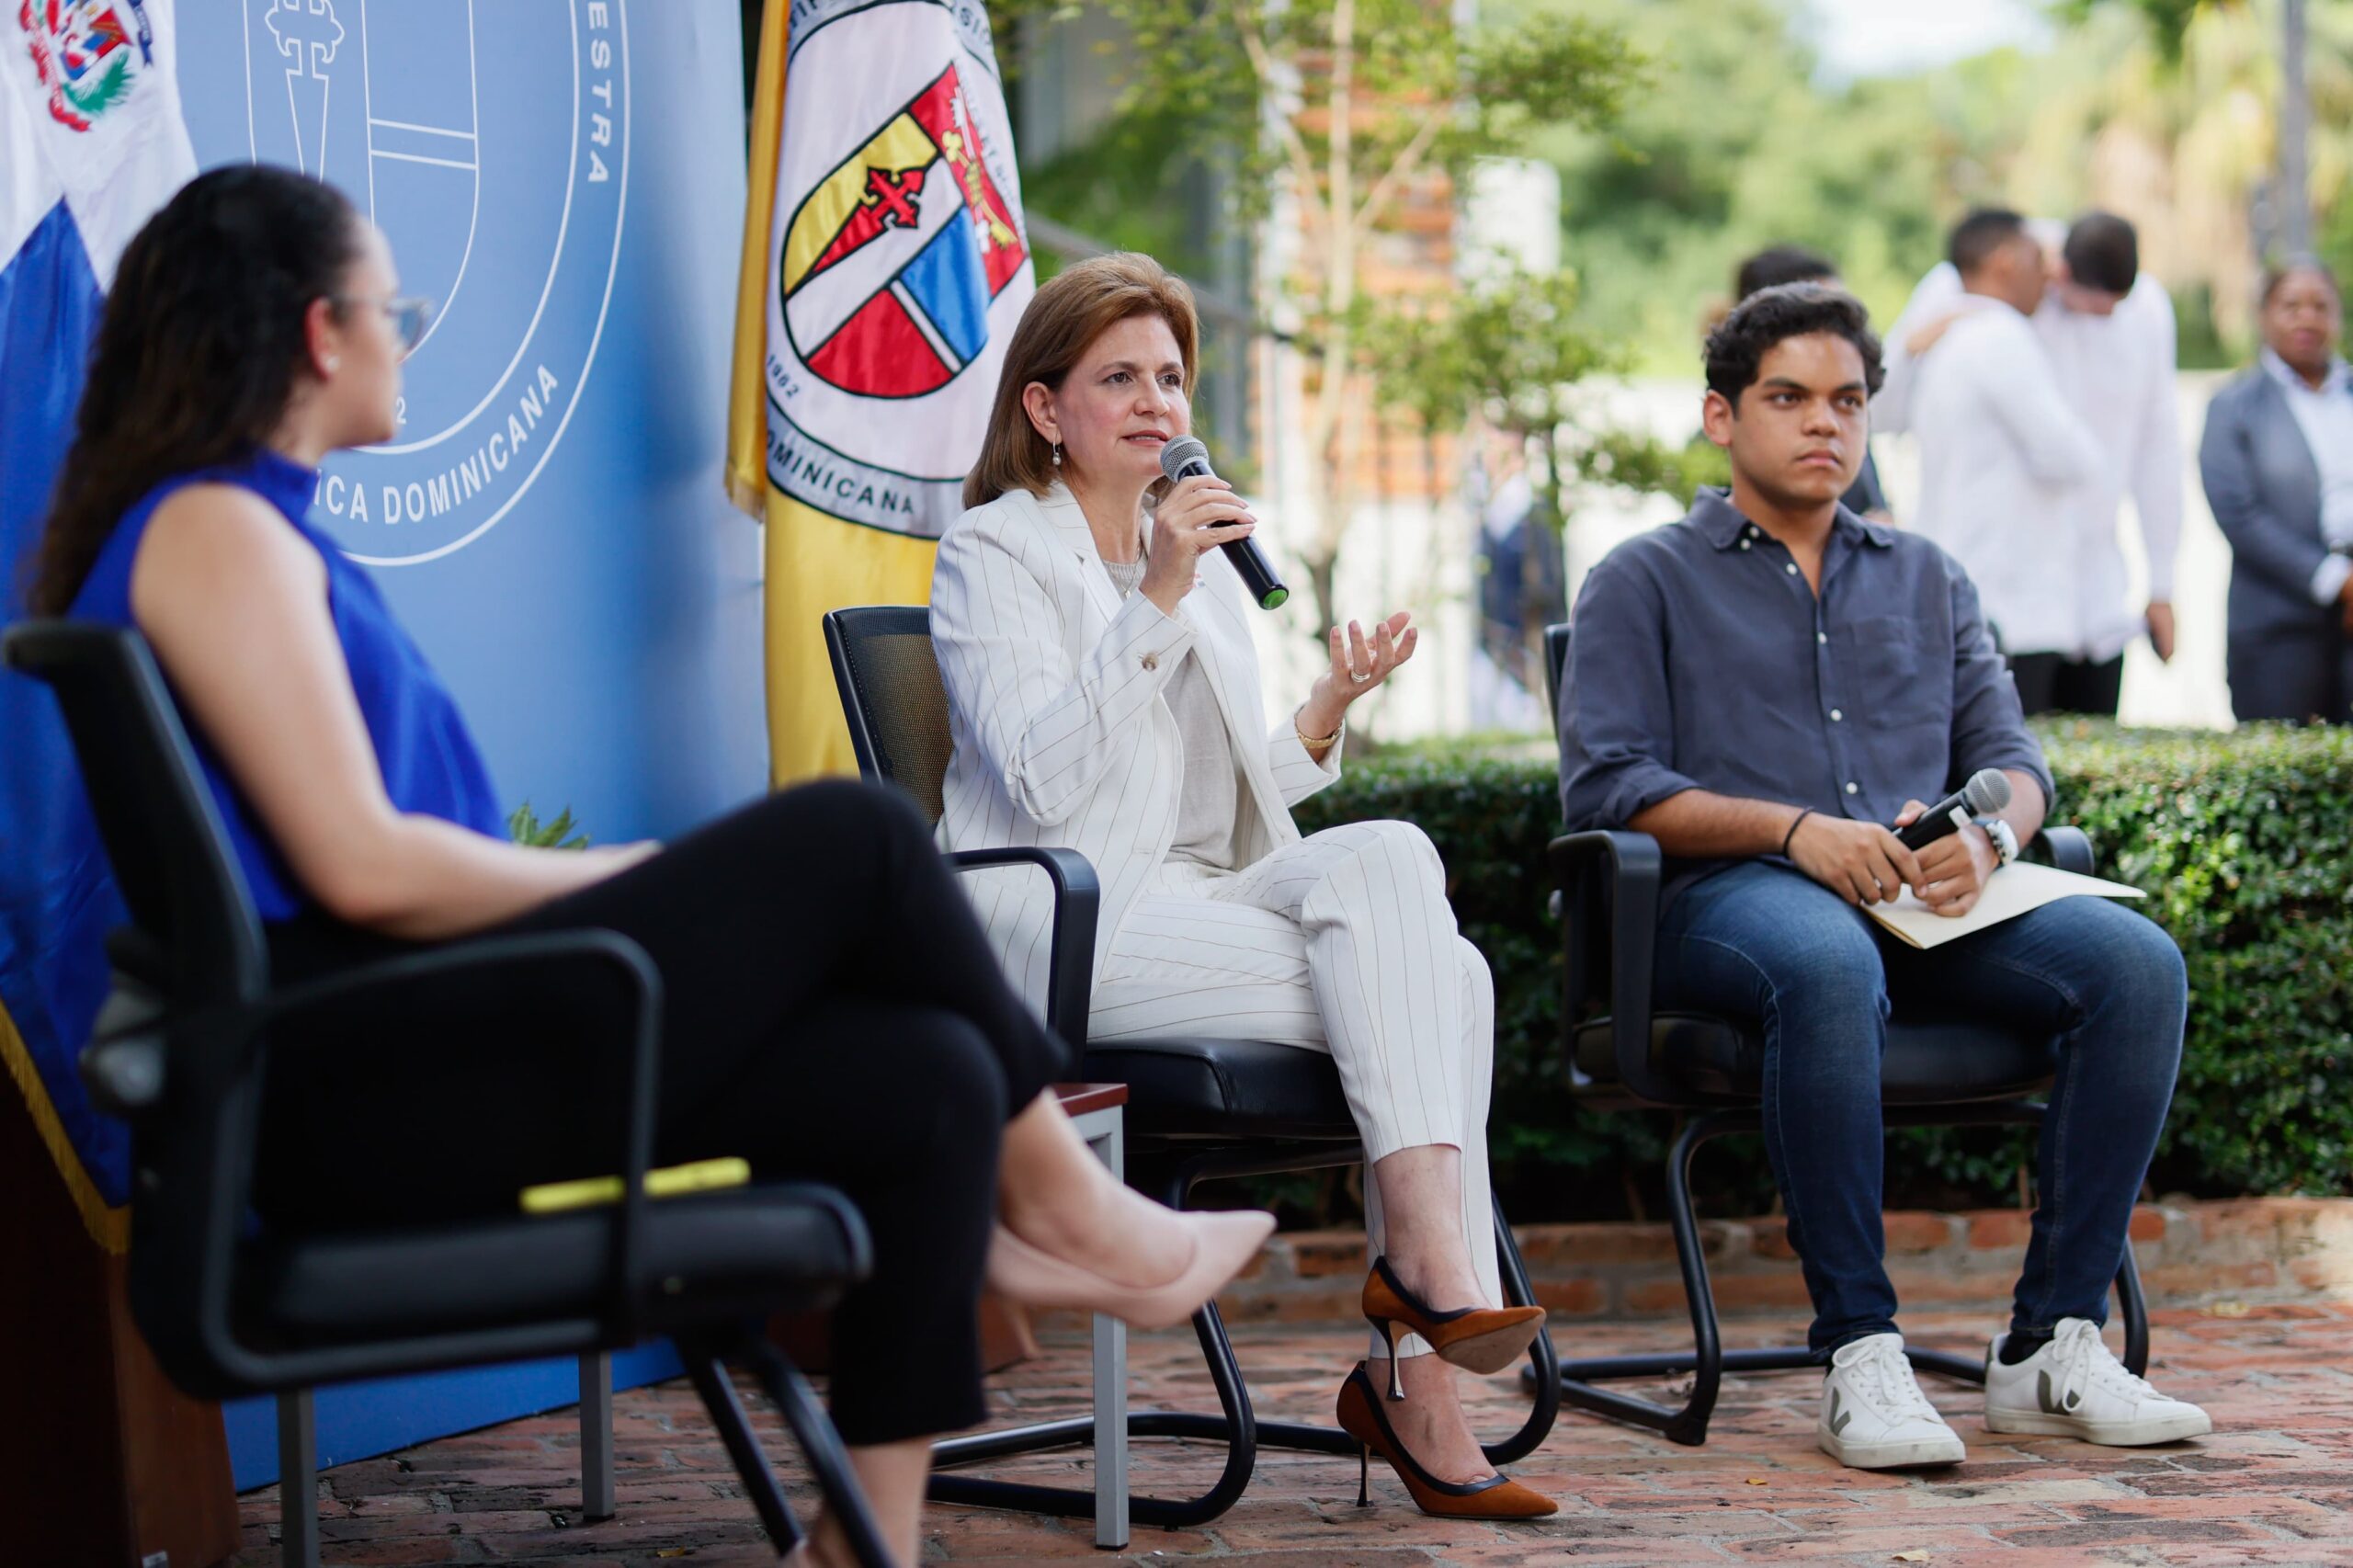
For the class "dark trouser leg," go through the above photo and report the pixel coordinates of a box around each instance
[2006,653,2060,718]
[509,778,1072,1109]
[673,996,1008,1445]
[1879,897,2185,1331]
[258,778,1064,1221]
[2052,654,2124,718]
[1654,862,1896,1353]
[2228,622,2342,723]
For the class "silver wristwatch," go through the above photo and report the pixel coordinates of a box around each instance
[1972,815,2018,868]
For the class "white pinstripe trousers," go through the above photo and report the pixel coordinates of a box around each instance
[1089,820,1500,1359]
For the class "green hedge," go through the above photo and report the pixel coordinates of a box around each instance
[1291,722,2353,1219]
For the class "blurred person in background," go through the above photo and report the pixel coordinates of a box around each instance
[2199,259,2353,724]
[1887,210,2109,715]
[1879,212,2182,715]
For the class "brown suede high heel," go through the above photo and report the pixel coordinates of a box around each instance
[1335,1363,1557,1519]
[1362,1256,1546,1398]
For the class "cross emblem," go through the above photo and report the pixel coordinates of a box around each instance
[265,0,345,80]
[862,166,925,231]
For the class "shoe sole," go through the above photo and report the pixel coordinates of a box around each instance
[1434,1316,1546,1376]
[1817,1426,1967,1469]
[1984,1408,2212,1445]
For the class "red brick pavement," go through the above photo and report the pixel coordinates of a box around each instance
[233,1305,2353,1566]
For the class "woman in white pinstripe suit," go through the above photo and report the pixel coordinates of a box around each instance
[931,255,1555,1519]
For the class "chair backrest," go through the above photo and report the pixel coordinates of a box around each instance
[1543,621,1572,722]
[822,606,950,824]
[3,622,266,1007]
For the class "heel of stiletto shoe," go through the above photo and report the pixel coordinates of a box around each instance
[1377,1320,1404,1400]
[1357,1445,1370,1507]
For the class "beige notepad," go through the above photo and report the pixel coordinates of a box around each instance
[1864,861,2147,950]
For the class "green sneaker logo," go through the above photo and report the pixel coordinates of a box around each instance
[1828,1388,1853,1435]
[2036,1370,2082,1415]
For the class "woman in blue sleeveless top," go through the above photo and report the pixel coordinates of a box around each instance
[25,166,1267,1568]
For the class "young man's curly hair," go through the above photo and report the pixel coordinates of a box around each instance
[1703,283,1885,406]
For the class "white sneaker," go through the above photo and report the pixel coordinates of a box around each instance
[1817,1333,1968,1469]
[1984,1318,2212,1445]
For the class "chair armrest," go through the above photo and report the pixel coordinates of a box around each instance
[945,847,1100,1049]
[1548,831,1674,1101]
[2035,824,2094,875]
[155,930,665,1389]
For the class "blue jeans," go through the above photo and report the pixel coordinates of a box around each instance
[1654,861,2187,1354]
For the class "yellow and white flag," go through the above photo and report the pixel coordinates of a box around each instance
[728,0,1034,783]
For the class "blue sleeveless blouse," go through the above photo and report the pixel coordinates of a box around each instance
[68,447,505,921]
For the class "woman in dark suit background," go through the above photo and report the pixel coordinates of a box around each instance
[2200,259,2353,723]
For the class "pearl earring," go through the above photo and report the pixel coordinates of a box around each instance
[324,355,340,372]
[1051,442,1062,468]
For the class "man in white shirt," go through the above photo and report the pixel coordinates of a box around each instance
[1891,210,2105,706]
[1880,212,2183,716]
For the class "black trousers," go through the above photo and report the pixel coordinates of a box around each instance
[2006,651,2124,718]
[257,779,1071,1444]
[2229,617,2353,724]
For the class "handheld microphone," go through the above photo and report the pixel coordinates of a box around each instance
[1895,768,2012,850]
[1158,436,1289,610]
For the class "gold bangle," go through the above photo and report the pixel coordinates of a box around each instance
[1296,717,1343,749]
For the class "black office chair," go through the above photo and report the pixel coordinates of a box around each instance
[1539,619,2149,1445]
[824,605,1559,1529]
[5,623,892,1568]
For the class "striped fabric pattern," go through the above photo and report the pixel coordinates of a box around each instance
[931,482,1340,1006]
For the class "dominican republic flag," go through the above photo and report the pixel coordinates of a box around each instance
[1,0,194,1251]
[726,0,1033,782]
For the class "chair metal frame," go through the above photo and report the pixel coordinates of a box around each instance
[7,622,893,1566]
[824,605,1559,1533]
[1538,619,2149,1445]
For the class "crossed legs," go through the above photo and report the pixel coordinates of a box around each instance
[1091,821,1509,1482]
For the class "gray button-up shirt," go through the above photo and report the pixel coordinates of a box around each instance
[1557,490,2052,902]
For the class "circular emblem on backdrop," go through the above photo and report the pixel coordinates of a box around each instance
[762,0,1032,539]
[237,0,629,565]
[17,0,156,131]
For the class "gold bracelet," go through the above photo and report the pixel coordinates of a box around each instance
[1296,715,1343,749]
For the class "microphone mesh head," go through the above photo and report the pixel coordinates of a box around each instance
[1963,768,2013,813]
[1159,436,1210,482]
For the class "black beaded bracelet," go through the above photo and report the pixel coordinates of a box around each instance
[1780,807,1813,858]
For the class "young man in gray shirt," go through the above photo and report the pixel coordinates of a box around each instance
[1556,284,2209,1470]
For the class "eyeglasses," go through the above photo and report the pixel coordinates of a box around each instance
[333,294,436,358]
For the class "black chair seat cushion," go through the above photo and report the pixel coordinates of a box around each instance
[244,1184,870,1346]
[1081,1036,1358,1142]
[1575,1013,2056,1106]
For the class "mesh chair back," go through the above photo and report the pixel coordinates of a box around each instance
[3,623,266,1006]
[822,606,950,825]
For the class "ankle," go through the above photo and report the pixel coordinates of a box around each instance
[1378,1254,1482,1312]
[1998,1328,2053,1366]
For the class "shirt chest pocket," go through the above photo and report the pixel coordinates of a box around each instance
[1838,617,1947,732]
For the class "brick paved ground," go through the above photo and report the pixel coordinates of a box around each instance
[235,1304,2353,1567]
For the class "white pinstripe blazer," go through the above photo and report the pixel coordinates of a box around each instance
[930,482,1344,1012]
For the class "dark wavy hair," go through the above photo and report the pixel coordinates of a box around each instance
[1703,282,1884,404]
[25,165,361,616]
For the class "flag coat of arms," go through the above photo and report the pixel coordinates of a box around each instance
[727,0,1034,783]
[0,0,194,1248]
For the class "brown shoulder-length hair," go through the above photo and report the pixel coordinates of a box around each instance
[964,253,1199,509]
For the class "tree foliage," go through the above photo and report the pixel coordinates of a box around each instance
[994,0,1643,633]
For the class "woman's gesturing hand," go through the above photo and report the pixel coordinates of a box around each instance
[1141,475,1256,616]
[1297,610,1416,743]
